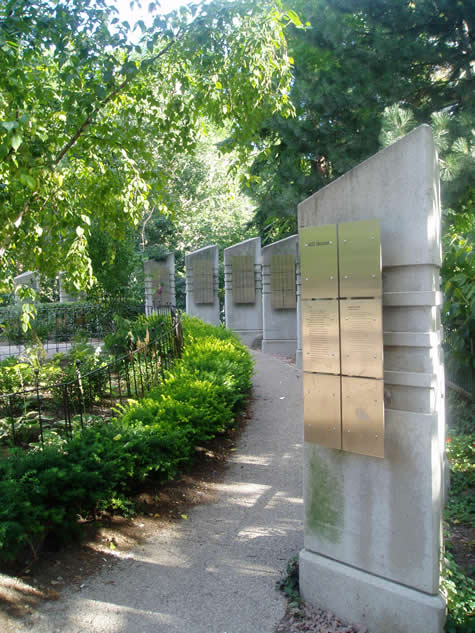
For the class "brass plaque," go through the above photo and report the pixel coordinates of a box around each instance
[339,220,382,298]
[342,376,384,458]
[302,300,340,375]
[193,259,214,304]
[304,373,341,449]
[270,254,296,309]
[340,299,383,379]
[232,255,256,304]
[300,225,338,299]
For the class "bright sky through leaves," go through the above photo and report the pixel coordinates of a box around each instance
[115,0,188,31]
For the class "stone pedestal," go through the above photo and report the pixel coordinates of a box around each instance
[298,126,446,633]
[144,254,175,315]
[261,235,298,358]
[224,237,262,347]
[185,245,220,326]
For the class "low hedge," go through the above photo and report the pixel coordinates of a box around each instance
[0,315,253,562]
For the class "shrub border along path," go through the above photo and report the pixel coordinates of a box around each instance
[0,316,253,563]
[2,340,304,633]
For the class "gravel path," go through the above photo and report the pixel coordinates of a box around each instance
[5,350,304,633]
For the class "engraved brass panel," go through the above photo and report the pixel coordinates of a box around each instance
[342,376,384,458]
[302,300,340,374]
[232,255,256,304]
[193,259,214,304]
[300,225,338,299]
[339,220,382,298]
[304,373,341,449]
[270,254,296,309]
[340,299,383,379]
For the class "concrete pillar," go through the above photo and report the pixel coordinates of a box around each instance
[13,271,40,300]
[224,237,263,347]
[185,245,220,326]
[58,273,78,303]
[296,256,302,368]
[144,254,176,315]
[298,126,446,633]
[261,235,298,358]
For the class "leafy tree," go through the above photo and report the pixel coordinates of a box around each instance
[248,0,474,240]
[0,0,299,323]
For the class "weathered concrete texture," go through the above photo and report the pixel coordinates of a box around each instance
[185,245,220,326]
[144,254,176,314]
[261,235,298,358]
[298,126,442,268]
[224,237,263,347]
[10,351,303,633]
[298,126,445,632]
[300,550,446,633]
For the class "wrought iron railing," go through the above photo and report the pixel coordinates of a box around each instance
[0,299,150,360]
[0,311,183,448]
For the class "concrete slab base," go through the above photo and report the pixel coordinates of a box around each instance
[234,330,263,348]
[262,338,297,358]
[299,549,445,633]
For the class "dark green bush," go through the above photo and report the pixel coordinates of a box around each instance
[0,314,253,562]
[103,313,172,355]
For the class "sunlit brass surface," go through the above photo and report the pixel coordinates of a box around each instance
[342,376,384,458]
[270,254,296,309]
[299,219,384,456]
[340,299,383,379]
[300,225,338,300]
[339,220,382,298]
[302,299,340,375]
[304,372,341,450]
[193,259,214,304]
[232,255,256,304]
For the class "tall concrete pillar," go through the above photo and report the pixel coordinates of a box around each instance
[144,254,175,315]
[224,237,262,347]
[185,245,220,326]
[298,126,446,633]
[296,255,302,368]
[261,235,298,358]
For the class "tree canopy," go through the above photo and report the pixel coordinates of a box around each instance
[0,0,299,304]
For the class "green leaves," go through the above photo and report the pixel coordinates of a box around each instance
[0,0,295,301]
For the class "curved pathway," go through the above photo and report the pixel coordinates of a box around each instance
[5,350,303,633]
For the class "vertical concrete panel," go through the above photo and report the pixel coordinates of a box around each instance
[261,235,298,357]
[185,245,220,326]
[224,237,263,346]
[299,126,445,633]
[144,254,176,315]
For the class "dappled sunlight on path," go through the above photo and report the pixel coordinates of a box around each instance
[5,350,303,633]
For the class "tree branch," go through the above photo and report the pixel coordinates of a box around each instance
[54,38,177,166]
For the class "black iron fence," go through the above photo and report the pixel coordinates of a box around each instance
[0,311,183,448]
[0,300,148,360]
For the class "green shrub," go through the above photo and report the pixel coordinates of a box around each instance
[442,396,475,632]
[103,313,172,355]
[0,314,253,562]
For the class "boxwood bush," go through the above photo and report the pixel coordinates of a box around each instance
[0,315,253,562]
